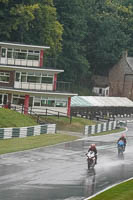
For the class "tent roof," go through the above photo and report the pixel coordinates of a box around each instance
[71,96,133,107]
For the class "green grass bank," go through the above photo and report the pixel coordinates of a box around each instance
[40,115,97,132]
[89,179,133,200]
[0,108,37,128]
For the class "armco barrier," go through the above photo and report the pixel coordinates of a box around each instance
[84,121,117,136]
[0,124,56,139]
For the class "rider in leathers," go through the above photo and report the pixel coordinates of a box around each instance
[117,134,127,151]
[88,144,97,164]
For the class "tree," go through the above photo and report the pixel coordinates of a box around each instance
[0,0,63,56]
[54,0,91,87]
[85,0,130,75]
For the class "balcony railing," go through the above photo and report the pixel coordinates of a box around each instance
[0,57,57,69]
[13,81,73,93]
[56,81,72,92]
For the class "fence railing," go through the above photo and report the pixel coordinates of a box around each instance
[0,104,72,124]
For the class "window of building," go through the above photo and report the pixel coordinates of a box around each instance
[27,51,40,61]
[34,54,39,60]
[0,94,8,104]
[0,94,2,104]
[41,99,47,106]
[15,49,20,52]
[1,48,6,57]
[31,96,68,107]
[21,75,27,82]
[42,77,53,84]
[99,88,102,94]
[15,71,53,84]
[13,51,18,59]
[3,95,7,104]
[27,76,40,83]
[16,72,20,81]
[0,72,10,82]
[47,100,55,106]
[34,97,41,106]
[55,100,67,107]
[7,51,12,58]
[21,72,26,75]
[21,49,27,52]
[27,54,34,60]
[3,48,40,61]
[18,52,26,59]
[12,94,25,105]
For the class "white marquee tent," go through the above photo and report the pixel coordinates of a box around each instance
[71,96,133,107]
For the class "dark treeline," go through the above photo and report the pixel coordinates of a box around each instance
[0,0,133,93]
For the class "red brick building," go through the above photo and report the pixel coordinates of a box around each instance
[109,52,133,100]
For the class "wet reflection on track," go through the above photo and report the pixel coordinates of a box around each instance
[83,169,96,197]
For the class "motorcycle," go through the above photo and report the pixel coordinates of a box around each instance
[86,151,96,169]
[117,140,125,159]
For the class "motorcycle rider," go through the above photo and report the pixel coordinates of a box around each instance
[117,134,127,151]
[88,144,97,164]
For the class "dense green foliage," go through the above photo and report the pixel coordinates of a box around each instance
[85,0,130,75]
[54,0,90,87]
[1,0,133,91]
[54,0,133,79]
[0,0,63,56]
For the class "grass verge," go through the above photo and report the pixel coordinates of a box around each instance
[39,116,97,132]
[89,179,133,200]
[0,134,78,155]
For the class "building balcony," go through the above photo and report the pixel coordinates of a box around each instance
[4,81,73,93]
[0,57,57,69]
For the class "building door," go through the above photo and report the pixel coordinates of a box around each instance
[0,94,8,105]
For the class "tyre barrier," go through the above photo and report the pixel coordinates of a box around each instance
[0,124,56,139]
[84,121,117,135]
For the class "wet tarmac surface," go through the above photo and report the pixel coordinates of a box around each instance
[0,122,133,200]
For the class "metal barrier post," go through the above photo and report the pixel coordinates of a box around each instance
[70,115,72,124]
[30,106,32,115]
[37,115,40,123]
[21,105,24,114]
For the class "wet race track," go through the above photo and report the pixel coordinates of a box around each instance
[0,122,133,200]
